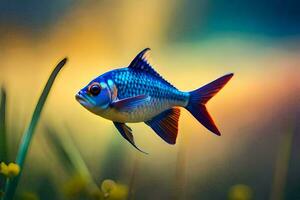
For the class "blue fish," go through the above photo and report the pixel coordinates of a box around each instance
[76,48,233,153]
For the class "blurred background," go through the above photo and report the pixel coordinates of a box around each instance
[0,0,299,199]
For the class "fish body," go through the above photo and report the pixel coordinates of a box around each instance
[93,68,189,122]
[76,48,233,153]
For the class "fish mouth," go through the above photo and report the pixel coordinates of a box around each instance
[75,92,88,105]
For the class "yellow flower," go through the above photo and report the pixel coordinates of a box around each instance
[109,184,128,200]
[228,184,253,200]
[0,162,20,178]
[0,162,9,175]
[101,179,116,196]
[101,179,128,200]
[63,175,88,198]
[7,163,20,177]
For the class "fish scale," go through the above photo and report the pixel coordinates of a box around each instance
[102,68,189,122]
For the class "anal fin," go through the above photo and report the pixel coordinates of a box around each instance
[145,107,180,144]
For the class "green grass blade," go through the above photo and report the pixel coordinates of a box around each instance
[44,127,75,172]
[0,87,7,162]
[0,87,7,193]
[3,58,67,200]
[46,127,92,180]
[45,126,100,194]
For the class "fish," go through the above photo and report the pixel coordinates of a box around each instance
[76,48,233,153]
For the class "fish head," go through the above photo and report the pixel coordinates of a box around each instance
[76,77,113,114]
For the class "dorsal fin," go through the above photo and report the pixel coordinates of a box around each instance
[128,48,176,89]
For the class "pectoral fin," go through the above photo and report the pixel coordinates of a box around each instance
[111,95,150,112]
[113,122,148,154]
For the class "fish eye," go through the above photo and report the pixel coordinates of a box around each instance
[88,82,101,96]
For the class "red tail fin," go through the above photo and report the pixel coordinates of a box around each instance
[186,73,233,135]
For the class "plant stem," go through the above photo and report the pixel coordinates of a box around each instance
[59,128,97,189]
[45,126,101,196]
[3,58,67,200]
[127,153,140,200]
[0,87,7,162]
[270,123,295,200]
[173,133,188,200]
[0,87,7,195]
